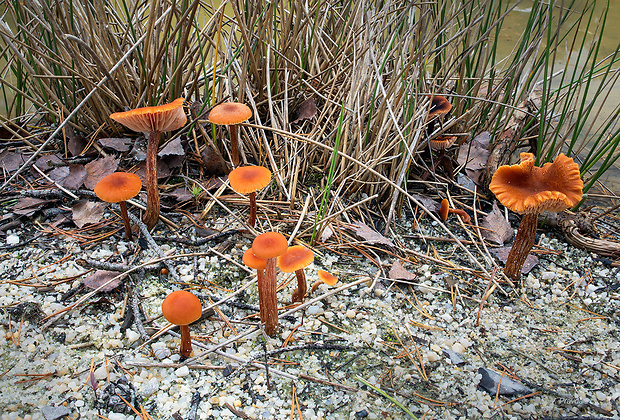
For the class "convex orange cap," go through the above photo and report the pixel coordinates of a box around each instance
[209,102,252,125]
[439,199,449,221]
[111,98,186,133]
[228,166,272,194]
[252,232,288,259]
[317,270,338,286]
[161,290,202,326]
[278,246,314,273]
[94,172,142,203]
[489,152,583,214]
[243,249,267,270]
[427,95,452,118]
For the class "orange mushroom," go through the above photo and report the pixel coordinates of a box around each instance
[429,135,457,151]
[161,290,202,358]
[110,98,186,230]
[228,165,272,227]
[278,245,314,303]
[310,270,338,294]
[208,102,252,167]
[489,152,583,280]
[439,198,471,224]
[94,172,142,240]
[427,95,453,119]
[243,248,267,301]
[251,232,288,336]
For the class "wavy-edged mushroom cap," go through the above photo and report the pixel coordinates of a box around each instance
[252,232,288,259]
[427,95,452,118]
[243,249,267,270]
[317,270,338,286]
[277,245,314,273]
[110,98,186,133]
[439,199,449,221]
[208,102,252,125]
[489,152,583,214]
[94,172,142,203]
[429,135,457,151]
[161,290,202,326]
[228,166,272,194]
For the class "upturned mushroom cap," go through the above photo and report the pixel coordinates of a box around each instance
[110,98,186,133]
[427,95,452,118]
[161,290,202,326]
[243,249,267,270]
[489,152,583,214]
[228,166,272,194]
[94,172,142,203]
[317,270,338,286]
[208,102,252,125]
[277,246,314,273]
[429,135,457,151]
[252,232,288,259]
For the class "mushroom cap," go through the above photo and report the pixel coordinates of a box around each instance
[429,135,457,151]
[228,165,272,194]
[208,102,252,125]
[317,270,338,286]
[110,98,186,133]
[439,199,449,221]
[243,249,267,270]
[94,172,142,203]
[252,232,288,259]
[489,152,583,214]
[427,95,452,118]
[277,245,314,273]
[161,290,202,326]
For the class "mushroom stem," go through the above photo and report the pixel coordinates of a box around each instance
[448,208,471,224]
[291,269,307,303]
[504,212,539,280]
[179,324,193,358]
[248,191,257,227]
[258,259,278,336]
[119,201,132,241]
[144,130,161,230]
[229,124,239,167]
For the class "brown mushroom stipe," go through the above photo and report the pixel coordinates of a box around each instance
[251,232,288,336]
[310,270,339,294]
[94,172,142,240]
[208,102,252,167]
[489,152,583,280]
[228,166,272,227]
[277,245,314,303]
[243,249,267,306]
[439,198,471,224]
[110,98,186,230]
[161,290,202,358]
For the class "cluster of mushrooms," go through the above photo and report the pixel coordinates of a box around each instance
[94,96,583,358]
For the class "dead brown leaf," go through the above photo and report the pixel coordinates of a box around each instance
[0,149,26,172]
[12,197,47,216]
[158,136,185,157]
[82,270,122,292]
[99,137,133,152]
[481,202,514,245]
[292,97,317,124]
[491,247,538,274]
[457,131,490,185]
[72,200,106,228]
[348,221,394,247]
[389,260,416,281]
[34,154,62,171]
[84,156,119,190]
[135,159,169,183]
[168,187,193,202]
[201,145,229,175]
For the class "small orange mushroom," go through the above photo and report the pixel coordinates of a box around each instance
[278,245,314,303]
[228,165,272,227]
[439,198,471,224]
[208,102,252,167]
[251,232,288,336]
[427,95,453,119]
[161,290,202,358]
[310,270,338,294]
[110,98,186,230]
[94,172,142,240]
[489,152,583,280]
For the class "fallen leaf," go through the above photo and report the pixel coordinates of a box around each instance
[457,131,491,184]
[48,164,87,190]
[168,187,193,202]
[135,159,169,183]
[84,156,119,189]
[410,193,440,213]
[34,154,62,171]
[491,246,538,274]
[478,367,532,396]
[200,145,229,175]
[291,97,317,124]
[82,270,122,292]
[0,149,26,172]
[348,221,394,247]
[99,137,133,152]
[481,202,514,245]
[12,197,47,216]
[72,200,106,228]
[158,136,185,156]
[67,134,89,157]
[389,260,416,281]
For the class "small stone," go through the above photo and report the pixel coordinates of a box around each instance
[6,234,19,245]
[345,309,356,318]
[175,366,190,377]
[41,406,71,420]
[452,343,465,354]
[541,271,555,280]
[125,329,140,343]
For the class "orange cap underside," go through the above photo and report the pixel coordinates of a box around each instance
[94,172,142,203]
[209,102,252,125]
[161,290,202,325]
[252,232,288,259]
[277,245,314,272]
[228,166,272,194]
[110,98,186,133]
[429,135,457,151]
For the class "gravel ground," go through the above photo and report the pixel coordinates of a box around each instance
[1,206,619,420]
